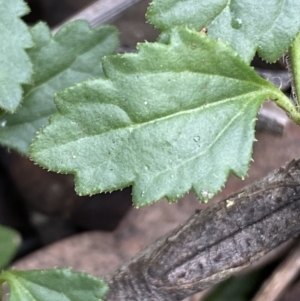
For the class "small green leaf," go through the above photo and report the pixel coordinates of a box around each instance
[147,0,300,63]
[30,28,283,206]
[0,225,20,269]
[0,21,118,155]
[0,269,108,301]
[0,0,33,112]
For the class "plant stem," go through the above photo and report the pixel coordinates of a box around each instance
[271,87,300,125]
[104,159,300,301]
[266,32,300,126]
[289,32,300,108]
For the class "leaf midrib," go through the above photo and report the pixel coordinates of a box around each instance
[38,89,266,154]
[206,0,231,29]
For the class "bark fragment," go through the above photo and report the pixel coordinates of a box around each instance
[105,158,300,301]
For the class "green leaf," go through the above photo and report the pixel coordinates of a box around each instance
[0,269,108,301]
[147,0,300,63]
[0,0,33,112]
[0,225,20,269]
[0,21,118,155]
[30,27,282,207]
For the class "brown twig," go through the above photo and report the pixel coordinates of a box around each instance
[103,159,300,301]
[52,0,144,33]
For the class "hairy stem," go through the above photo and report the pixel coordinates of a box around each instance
[289,32,300,108]
[271,87,300,125]
[104,158,300,301]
